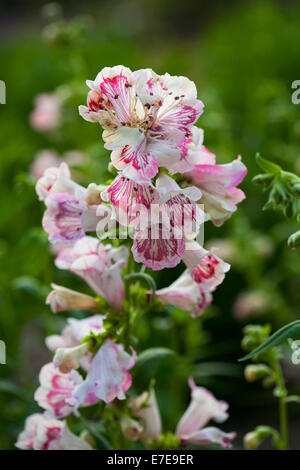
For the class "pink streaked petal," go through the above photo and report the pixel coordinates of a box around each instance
[101,174,159,226]
[156,99,204,138]
[34,363,82,418]
[79,105,107,123]
[43,192,86,243]
[111,144,159,183]
[94,66,145,124]
[132,225,185,271]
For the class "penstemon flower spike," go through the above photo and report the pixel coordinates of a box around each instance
[18,65,247,450]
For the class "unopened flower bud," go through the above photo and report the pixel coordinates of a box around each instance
[244,431,262,450]
[244,426,273,450]
[79,430,96,448]
[46,284,98,313]
[244,364,273,383]
[53,342,90,373]
[243,324,265,336]
[84,183,107,205]
[288,230,300,249]
[120,416,143,441]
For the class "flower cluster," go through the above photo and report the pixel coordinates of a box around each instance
[18,65,246,450]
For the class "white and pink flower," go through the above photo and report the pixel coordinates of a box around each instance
[37,162,106,243]
[132,223,186,271]
[184,155,247,226]
[101,173,159,227]
[46,314,105,349]
[34,363,83,418]
[36,162,69,202]
[72,338,136,406]
[183,240,230,292]
[80,66,204,183]
[131,173,204,271]
[15,413,92,450]
[175,378,236,449]
[42,192,99,243]
[155,270,212,318]
[46,283,99,313]
[55,237,128,311]
[129,389,162,441]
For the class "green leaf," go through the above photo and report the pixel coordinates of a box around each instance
[256,153,281,175]
[0,379,27,399]
[239,320,300,361]
[133,347,175,391]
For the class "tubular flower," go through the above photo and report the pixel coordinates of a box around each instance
[15,414,92,450]
[46,283,99,313]
[183,240,230,291]
[155,270,212,318]
[34,363,83,418]
[184,155,247,226]
[36,162,71,202]
[129,389,162,441]
[55,237,128,311]
[53,343,91,374]
[42,192,99,243]
[175,378,236,449]
[171,126,215,173]
[38,162,106,243]
[79,66,204,183]
[72,339,136,406]
[131,173,204,271]
[132,222,186,271]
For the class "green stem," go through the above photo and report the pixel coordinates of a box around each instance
[271,353,289,450]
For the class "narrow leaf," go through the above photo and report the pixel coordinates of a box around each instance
[239,320,300,361]
[256,153,281,175]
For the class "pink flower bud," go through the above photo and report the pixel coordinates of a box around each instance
[46,284,99,313]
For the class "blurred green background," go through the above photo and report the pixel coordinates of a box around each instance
[1,0,300,450]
